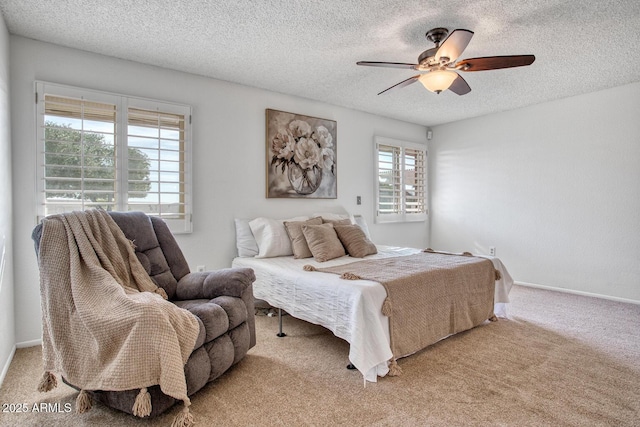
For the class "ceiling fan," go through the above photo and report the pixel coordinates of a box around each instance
[356,27,535,96]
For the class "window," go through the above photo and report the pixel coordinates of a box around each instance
[35,82,192,233]
[374,136,427,223]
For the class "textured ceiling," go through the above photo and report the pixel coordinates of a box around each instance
[1,0,640,126]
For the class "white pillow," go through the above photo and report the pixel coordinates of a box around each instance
[234,218,259,257]
[352,214,372,241]
[249,216,309,258]
[312,212,351,222]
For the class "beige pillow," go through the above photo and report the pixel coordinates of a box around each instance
[302,223,346,262]
[334,224,377,258]
[284,217,323,259]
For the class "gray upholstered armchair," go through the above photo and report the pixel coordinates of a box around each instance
[32,211,256,418]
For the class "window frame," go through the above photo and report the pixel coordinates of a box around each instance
[35,81,193,234]
[374,136,428,224]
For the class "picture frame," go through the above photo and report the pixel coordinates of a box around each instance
[266,109,337,198]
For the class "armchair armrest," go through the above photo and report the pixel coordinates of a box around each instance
[175,267,255,300]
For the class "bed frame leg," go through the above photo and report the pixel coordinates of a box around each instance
[276,308,287,337]
[346,363,357,370]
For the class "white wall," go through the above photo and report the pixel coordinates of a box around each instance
[429,82,640,302]
[10,36,428,344]
[0,13,15,385]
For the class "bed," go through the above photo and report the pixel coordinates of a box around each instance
[232,215,514,383]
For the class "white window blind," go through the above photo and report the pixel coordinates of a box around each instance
[377,144,402,216]
[41,93,118,212]
[374,136,427,223]
[35,82,193,233]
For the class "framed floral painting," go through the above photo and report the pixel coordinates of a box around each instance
[266,109,337,198]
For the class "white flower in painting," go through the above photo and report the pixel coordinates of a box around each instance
[313,125,333,149]
[271,128,295,161]
[270,117,335,185]
[288,120,312,138]
[320,146,334,170]
[294,137,321,169]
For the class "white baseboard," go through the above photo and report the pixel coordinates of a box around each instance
[0,345,16,389]
[16,338,42,348]
[515,281,640,305]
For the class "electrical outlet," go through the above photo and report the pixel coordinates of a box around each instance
[489,247,496,256]
[356,196,361,205]
[196,265,205,272]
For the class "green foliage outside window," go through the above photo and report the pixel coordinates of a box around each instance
[44,121,151,205]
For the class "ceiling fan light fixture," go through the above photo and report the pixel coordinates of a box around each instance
[418,70,458,94]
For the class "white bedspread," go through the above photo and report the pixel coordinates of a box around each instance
[232,245,513,382]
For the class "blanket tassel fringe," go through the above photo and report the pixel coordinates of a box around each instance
[303,265,362,281]
[381,298,393,317]
[76,390,92,414]
[37,371,57,392]
[388,359,402,376]
[171,401,194,427]
[132,387,152,417]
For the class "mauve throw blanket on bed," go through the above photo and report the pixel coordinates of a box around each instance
[37,209,199,425]
[305,252,496,361]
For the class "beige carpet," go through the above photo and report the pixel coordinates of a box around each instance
[1,285,639,426]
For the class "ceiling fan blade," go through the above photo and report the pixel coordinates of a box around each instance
[377,75,420,95]
[357,61,417,69]
[457,55,535,71]
[448,74,471,96]
[435,29,474,63]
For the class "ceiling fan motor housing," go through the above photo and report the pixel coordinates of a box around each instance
[418,47,439,67]
[425,27,449,45]
[419,28,451,69]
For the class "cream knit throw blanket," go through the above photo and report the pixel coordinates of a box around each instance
[37,209,199,426]
[305,251,496,370]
